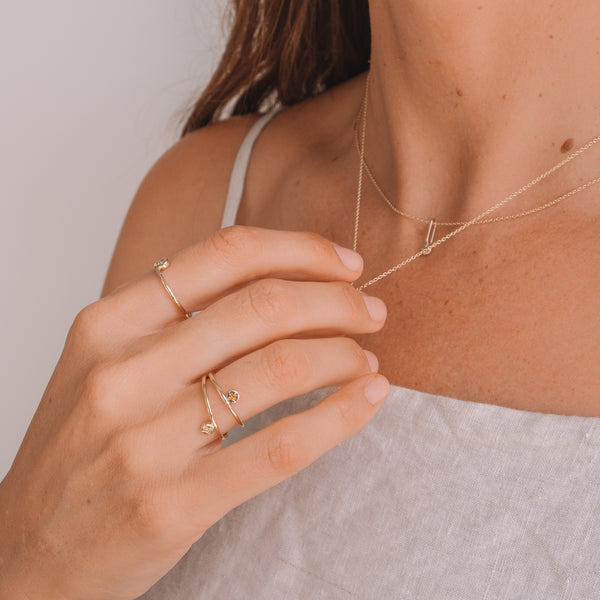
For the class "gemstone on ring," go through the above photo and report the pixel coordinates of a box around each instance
[226,390,240,404]
[154,257,169,271]
[201,421,215,435]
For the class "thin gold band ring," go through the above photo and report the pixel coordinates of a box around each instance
[200,375,226,440]
[153,257,193,319]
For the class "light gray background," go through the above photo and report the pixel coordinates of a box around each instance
[0,1,225,478]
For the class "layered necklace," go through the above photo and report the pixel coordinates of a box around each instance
[352,72,600,291]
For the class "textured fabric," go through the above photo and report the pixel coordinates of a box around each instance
[138,115,600,599]
[140,386,600,599]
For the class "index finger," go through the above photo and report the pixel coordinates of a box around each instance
[105,226,364,334]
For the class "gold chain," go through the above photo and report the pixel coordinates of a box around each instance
[353,73,600,291]
[354,121,600,226]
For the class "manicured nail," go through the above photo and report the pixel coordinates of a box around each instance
[333,244,363,272]
[364,375,390,405]
[363,349,379,372]
[363,295,387,321]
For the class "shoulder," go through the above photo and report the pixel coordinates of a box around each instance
[101,74,366,297]
[236,74,367,227]
[101,114,260,296]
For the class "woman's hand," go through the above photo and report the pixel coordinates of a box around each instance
[0,225,388,600]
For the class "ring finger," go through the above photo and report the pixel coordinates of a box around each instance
[145,337,378,465]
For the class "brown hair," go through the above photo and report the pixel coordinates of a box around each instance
[180,0,371,137]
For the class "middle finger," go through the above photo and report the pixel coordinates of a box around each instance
[132,278,386,406]
[160,278,386,387]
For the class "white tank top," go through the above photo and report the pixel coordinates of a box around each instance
[139,113,600,600]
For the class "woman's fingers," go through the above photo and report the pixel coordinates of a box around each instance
[134,278,386,405]
[204,337,379,435]
[109,278,385,422]
[182,373,390,528]
[149,337,378,460]
[66,274,386,434]
[103,226,364,336]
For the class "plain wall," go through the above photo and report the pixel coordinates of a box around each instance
[0,1,226,478]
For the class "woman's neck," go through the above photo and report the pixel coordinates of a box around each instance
[366,0,600,222]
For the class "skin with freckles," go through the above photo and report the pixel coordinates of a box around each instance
[366,0,600,223]
[1,1,599,598]
[231,0,600,414]
[103,1,600,417]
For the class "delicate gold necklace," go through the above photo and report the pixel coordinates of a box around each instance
[354,122,600,229]
[353,72,600,291]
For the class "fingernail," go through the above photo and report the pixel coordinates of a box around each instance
[363,349,379,372]
[363,295,387,321]
[364,375,390,405]
[333,244,363,272]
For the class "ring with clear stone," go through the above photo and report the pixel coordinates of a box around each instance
[200,375,226,440]
[153,257,193,319]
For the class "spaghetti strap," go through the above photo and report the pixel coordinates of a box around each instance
[221,110,280,229]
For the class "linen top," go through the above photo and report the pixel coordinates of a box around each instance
[139,112,600,600]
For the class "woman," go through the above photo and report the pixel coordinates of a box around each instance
[2,1,600,598]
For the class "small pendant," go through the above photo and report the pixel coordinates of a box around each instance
[421,219,437,255]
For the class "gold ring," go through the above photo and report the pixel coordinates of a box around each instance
[208,372,245,428]
[153,258,193,319]
[200,375,226,440]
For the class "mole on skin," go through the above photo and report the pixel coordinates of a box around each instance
[560,138,574,153]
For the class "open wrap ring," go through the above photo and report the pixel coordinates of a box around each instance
[208,372,245,428]
[153,257,193,319]
[200,375,227,440]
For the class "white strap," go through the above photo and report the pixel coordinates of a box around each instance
[221,110,280,229]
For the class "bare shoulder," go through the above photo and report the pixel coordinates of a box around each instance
[101,114,260,297]
[237,74,366,228]
[101,74,365,298]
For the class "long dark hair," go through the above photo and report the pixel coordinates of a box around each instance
[180,0,371,137]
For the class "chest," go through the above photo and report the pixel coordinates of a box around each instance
[353,238,600,416]
[240,168,600,416]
